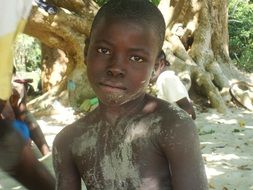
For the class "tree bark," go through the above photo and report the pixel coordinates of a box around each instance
[25,0,97,110]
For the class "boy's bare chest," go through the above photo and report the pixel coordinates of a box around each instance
[71,120,142,188]
[71,118,171,189]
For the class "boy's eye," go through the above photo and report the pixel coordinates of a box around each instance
[129,56,143,63]
[97,48,110,55]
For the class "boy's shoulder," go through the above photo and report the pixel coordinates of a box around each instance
[144,95,192,124]
[146,95,197,140]
[147,94,183,112]
[54,109,99,144]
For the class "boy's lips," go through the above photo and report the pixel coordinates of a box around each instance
[99,82,126,93]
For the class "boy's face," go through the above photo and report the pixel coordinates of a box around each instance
[86,18,160,106]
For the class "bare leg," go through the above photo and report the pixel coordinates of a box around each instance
[29,126,51,156]
[25,111,51,156]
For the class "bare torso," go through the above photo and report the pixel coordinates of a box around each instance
[54,95,207,190]
[72,110,172,189]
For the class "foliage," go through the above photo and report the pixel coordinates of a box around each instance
[14,34,41,72]
[228,0,253,72]
[94,0,108,6]
[151,0,160,6]
[94,0,160,6]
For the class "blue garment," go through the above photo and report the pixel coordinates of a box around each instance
[12,120,30,142]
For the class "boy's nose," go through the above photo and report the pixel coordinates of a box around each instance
[106,55,126,78]
[106,67,125,78]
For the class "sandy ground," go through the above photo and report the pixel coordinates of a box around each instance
[0,105,252,190]
[196,107,253,190]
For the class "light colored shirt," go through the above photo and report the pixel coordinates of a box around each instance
[156,70,190,103]
[0,0,32,100]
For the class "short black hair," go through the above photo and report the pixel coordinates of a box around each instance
[90,0,166,50]
[158,50,170,66]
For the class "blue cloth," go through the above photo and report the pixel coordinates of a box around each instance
[12,120,30,142]
[67,80,76,91]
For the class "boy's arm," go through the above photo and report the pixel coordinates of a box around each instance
[53,130,81,190]
[161,116,208,189]
[176,97,196,120]
[11,145,55,190]
[0,120,55,190]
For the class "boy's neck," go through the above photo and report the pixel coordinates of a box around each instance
[98,94,146,126]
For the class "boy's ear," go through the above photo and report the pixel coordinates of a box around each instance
[84,37,90,63]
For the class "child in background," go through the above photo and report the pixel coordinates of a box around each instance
[7,88,31,142]
[150,50,196,120]
[11,75,51,156]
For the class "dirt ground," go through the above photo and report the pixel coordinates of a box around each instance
[0,104,252,190]
[196,107,253,190]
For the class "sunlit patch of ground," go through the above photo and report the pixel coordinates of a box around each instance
[196,108,253,190]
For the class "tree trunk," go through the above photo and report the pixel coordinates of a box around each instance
[157,0,247,113]
[25,0,97,111]
[40,44,68,93]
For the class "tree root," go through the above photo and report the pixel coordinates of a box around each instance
[229,81,253,111]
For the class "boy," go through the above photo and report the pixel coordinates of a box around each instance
[150,50,196,120]
[12,75,51,156]
[53,0,208,189]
